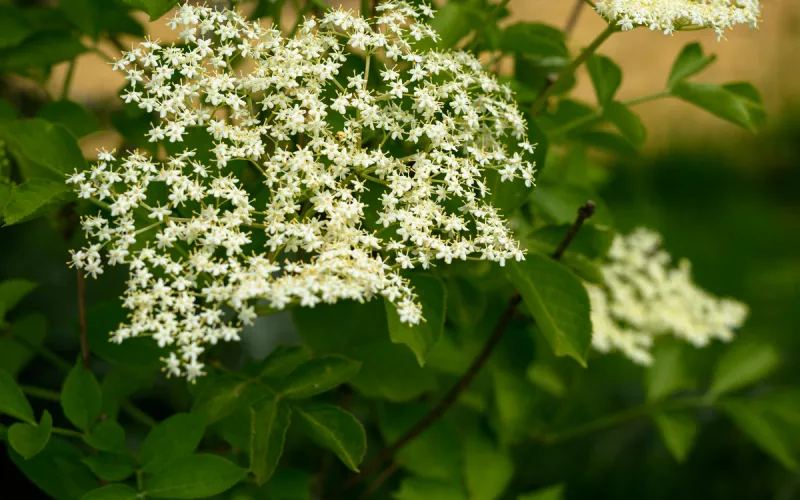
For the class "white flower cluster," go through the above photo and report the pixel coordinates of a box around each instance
[594,0,760,38]
[586,228,748,365]
[66,2,536,380]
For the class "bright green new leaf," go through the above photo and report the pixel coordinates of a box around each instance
[141,412,206,473]
[191,375,249,425]
[708,340,779,398]
[83,419,125,452]
[0,370,35,423]
[500,23,568,58]
[37,101,102,138]
[294,404,367,472]
[3,179,74,226]
[587,54,622,108]
[724,400,800,471]
[671,81,765,132]
[647,341,694,402]
[507,254,592,366]
[8,410,52,459]
[147,454,249,499]
[463,429,514,500]
[604,101,646,147]
[0,119,88,176]
[385,274,446,366]
[257,344,313,378]
[80,484,139,500]
[295,300,438,402]
[0,278,37,313]
[653,412,698,463]
[393,477,467,500]
[250,396,292,485]
[518,484,565,500]
[61,363,102,432]
[667,42,717,89]
[277,355,361,399]
[122,0,179,21]
[82,451,136,481]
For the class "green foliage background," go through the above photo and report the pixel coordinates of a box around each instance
[1,0,798,499]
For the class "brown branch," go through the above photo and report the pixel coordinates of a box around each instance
[338,201,597,497]
[360,461,400,499]
[76,270,90,368]
[552,200,596,260]
[564,0,587,37]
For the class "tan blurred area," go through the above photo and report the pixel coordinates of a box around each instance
[50,0,799,154]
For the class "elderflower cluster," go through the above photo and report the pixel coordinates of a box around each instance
[594,0,760,38]
[586,228,748,365]
[66,2,536,380]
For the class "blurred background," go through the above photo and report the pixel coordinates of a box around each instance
[2,0,799,498]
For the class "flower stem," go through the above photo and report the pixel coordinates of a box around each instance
[52,427,84,438]
[532,23,617,115]
[625,91,670,107]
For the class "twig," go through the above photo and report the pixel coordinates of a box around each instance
[338,202,597,496]
[552,201,596,260]
[532,24,616,115]
[564,0,586,37]
[21,385,61,402]
[360,461,400,499]
[76,270,90,368]
[61,60,76,100]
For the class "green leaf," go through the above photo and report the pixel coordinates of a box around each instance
[393,478,467,500]
[0,370,34,423]
[0,5,32,49]
[463,429,514,500]
[141,412,206,473]
[0,314,47,376]
[530,184,612,227]
[257,344,313,378]
[83,419,126,452]
[518,484,565,500]
[653,412,697,463]
[259,467,313,499]
[586,54,622,108]
[1,119,88,176]
[191,376,249,425]
[88,301,168,370]
[378,404,461,480]
[500,23,568,58]
[578,130,639,157]
[507,253,591,366]
[277,355,361,399]
[604,101,646,147]
[708,340,779,398]
[532,224,613,260]
[0,278,37,313]
[122,0,178,21]
[295,301,438,402]
[82,451,136,481]
[250,396,292,485]
[724,400,800,470]
[147,454,248,499]
[526,363,567,397]
[61,362,102,432]
[667,42,716,89]
[37,101,102,139]
[61,0,100,38]
[385,274,446,366]
[486,167,536,216]
[4,179,74,226]
[428,3,480,48]
[9,436,98,500]
[81,484,139,500]
[671,81,765,132]
[294,404,366,472]
[0,99,18,123]
[8,410,52,459]
[647,341,694,403]
[0,32,86,71]
[251,0,286,20]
